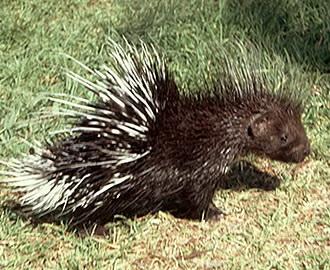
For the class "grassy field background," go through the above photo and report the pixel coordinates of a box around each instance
[0,0,329,269]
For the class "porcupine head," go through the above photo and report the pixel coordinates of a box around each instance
[245,96,310,163]
[211,61,311,166]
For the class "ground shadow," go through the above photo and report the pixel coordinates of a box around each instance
[225,0,330,72]
[112,0,330,72]
[218,160,281,191]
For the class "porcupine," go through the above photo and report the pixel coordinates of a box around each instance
[0,40,310,229]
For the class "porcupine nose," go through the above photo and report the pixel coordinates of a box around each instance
[291,141,310,163]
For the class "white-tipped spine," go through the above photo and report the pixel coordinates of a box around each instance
[1,38,167,219]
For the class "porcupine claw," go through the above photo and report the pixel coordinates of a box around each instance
[205,202,226,221]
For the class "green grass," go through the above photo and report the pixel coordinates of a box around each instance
[0,0,329,269]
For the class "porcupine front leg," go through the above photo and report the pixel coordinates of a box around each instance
[187,194,224,221]
[175,178,225,221]
[206,201,225,221]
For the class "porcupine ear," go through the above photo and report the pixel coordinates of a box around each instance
[247,112,272,139]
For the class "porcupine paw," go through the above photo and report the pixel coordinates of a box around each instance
[93,225,110,236]
[204,202,226,221]
[77,224,110,237]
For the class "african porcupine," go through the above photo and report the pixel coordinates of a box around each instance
[0,40,310,229]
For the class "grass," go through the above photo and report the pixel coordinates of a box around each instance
[0,0,329,269]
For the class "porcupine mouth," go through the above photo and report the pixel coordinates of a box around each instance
[270,146,310,164]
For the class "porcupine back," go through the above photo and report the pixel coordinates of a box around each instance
[0,40,310,227]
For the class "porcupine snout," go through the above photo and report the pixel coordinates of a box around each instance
[288,138,310,163]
